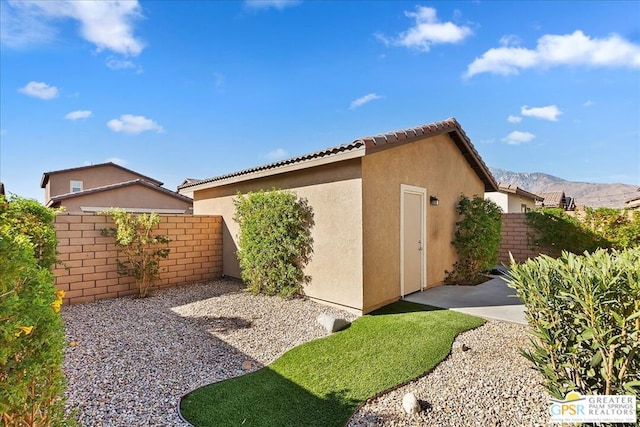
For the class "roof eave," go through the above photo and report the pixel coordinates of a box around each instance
[182,146,365,194]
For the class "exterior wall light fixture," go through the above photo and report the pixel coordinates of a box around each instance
[430,196,439,206]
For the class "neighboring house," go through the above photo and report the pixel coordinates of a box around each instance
[626,195,640,209]
[0,182,5,197]
[178,178,200,199]
[536,191,576,211]
[41,162,193,213]
[485,183,541,213]
[179,118,498,315]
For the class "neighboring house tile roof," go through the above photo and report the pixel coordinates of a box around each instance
[179,118,498,192]
[46,179,193,207]
[41,162,162,188]
[496,183,542,201]
[537,191,565,207]
[626,194,640,208]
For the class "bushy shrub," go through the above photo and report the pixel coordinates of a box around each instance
[101,209,171,298]
[0,196,69,426]
[526,207,639,256]
[445,195,502,285]
[508,248,639,401]
[233,189,314,298]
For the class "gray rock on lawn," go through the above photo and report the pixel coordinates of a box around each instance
[402,392,421,414]
[317,313,350,333]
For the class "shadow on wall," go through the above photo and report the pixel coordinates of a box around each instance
[222,220,240,279]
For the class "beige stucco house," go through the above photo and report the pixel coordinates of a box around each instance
[42,163,193,213]
[179,118,497,314]
[485,183,541,213]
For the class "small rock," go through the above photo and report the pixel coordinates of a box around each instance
[453,342,471,352]
[317,312,350,333]
[241,360,253,371]
[402,392,421,414]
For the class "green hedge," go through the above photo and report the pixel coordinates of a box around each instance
[446,195,502,285]
[526,207,640,256]
[233,189,314,298]
[0,196,69,426]
[508,248,639,402]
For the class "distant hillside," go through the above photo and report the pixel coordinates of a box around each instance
[489,168,639,208]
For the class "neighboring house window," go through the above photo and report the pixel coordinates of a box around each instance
[70,180,83,193]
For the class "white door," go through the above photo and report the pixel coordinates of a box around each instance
[401,185,426,297]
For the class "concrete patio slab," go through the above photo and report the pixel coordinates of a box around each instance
[403,276,527,324]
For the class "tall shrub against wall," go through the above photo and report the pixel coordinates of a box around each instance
[100,209,171,298]
[233,189,314,298]
[526,207,640,256]
[0,196,69,426]
[508,248,639,402]
[446,195,502,285]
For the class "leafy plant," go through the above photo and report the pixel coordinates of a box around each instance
[445,195,502,285]
[526,207,639,256]
[233,189,314,298]
[0,195,70,426]
[508,248,639,402]
[101,209,171,297]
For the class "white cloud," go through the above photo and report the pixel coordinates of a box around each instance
[502,131,536,145]
[499,34,521,47]
[2,0,144,56]
[583,100,595,107]
[107,114,164,134]
[507,115,522,123]
[466,30,640,78]
[521,105,562,121]
[377,6,472,52]
[244,0,301,11]
[105,157,127,166]
[18,81,58,99]
[349,93,382,110]
[106,57,143,73]
[65,110,92,120]
[265,148,288,160]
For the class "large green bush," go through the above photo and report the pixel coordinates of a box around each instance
[101,209,171,298]
[508,248,639,402]
[445,195,502,285]
[0,196,69,426]
[233,189,314,298]
[526,207,640,256]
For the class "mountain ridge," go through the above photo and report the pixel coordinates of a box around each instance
[489,167,639,208]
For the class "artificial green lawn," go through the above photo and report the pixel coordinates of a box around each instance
[180,301,484,426]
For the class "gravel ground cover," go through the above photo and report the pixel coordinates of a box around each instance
[347,321,550,427]
[62,279,356,426]
[63,279,550,426]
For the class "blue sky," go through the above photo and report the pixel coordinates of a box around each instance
[1,0,639,202]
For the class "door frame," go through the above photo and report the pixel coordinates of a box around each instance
[400,184,427,298]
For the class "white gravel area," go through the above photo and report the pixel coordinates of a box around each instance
[62,279,357,426]
[347,321,550,427]
[63,279,551,426]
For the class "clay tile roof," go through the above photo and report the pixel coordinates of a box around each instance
[497,183,542,201]
[46,179,192,207]
[538,191,565,207]
[180,117,497,192]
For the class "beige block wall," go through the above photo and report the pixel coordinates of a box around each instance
[53,213,223,304]
[47,165,148,198]
[498,213,553,263]
[361,134,486,313]
[58,184,192,213]
[194,159,364,312]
